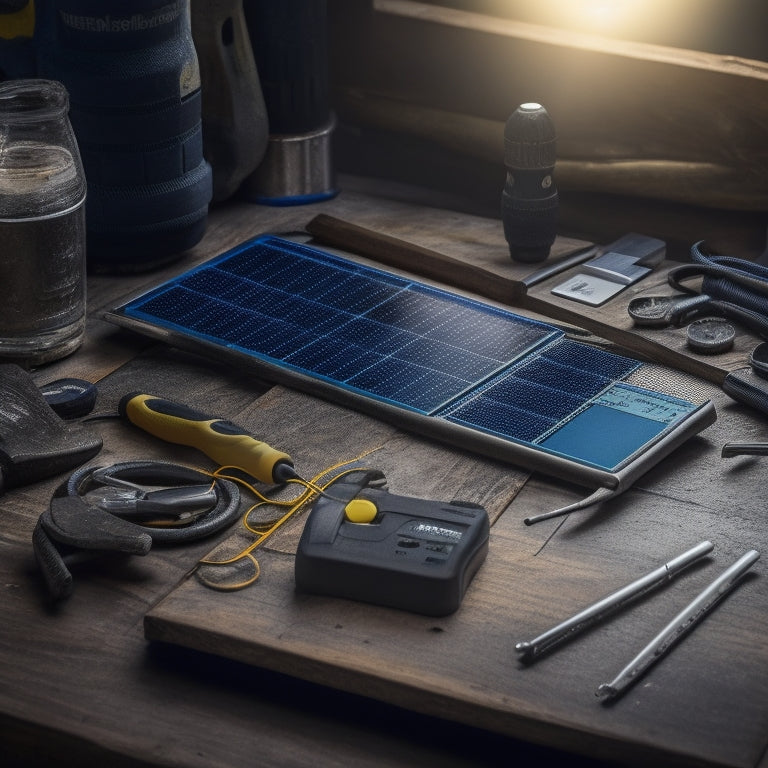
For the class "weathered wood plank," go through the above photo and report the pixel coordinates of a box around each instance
[305,210,761,388]
[329,0,768,210]
[197,384,527,565]
[146,381,768,768]
[5,186,767,768]
[0,346,530,768]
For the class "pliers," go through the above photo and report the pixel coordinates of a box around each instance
[32,461,241,601]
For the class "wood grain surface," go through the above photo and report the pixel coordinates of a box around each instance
[144,368,768,768]
[305,211,766,394]
[326,2,768,260]
[2,186,767,768]
[331,0,768,211]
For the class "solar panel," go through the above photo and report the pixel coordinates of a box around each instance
[107,234,715,490]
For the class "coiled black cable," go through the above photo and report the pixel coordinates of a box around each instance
[65,461,241,545]
[665,242,768,339]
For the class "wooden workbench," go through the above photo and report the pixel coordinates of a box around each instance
[2,184,767,768]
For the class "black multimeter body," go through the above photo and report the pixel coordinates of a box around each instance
[294,471,490,617]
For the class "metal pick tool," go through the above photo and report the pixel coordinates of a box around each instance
[520,245,598,288]
[524,486,621,525]
[515,541,714,663]
[596,548,760,702]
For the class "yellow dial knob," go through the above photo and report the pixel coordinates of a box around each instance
[344,498,378,524]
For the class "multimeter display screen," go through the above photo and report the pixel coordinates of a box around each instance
[114,235,704,473]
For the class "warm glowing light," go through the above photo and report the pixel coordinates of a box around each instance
[514,0,691,38]
[576,0,644,30]
[493,0,755,57]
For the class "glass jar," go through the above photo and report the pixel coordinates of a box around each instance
[0,78,86,365]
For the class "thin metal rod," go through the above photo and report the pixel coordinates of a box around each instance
[524,486,617,525]
[721,442,768,458]
[596,549,760,701]
[515,541,714,663]
[521,245,599,288]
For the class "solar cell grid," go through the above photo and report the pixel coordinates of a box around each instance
[114,235,707,473]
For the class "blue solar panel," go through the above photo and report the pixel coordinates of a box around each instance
[128,237,558,414]
[112,234,708,475]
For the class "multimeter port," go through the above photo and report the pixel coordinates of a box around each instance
[294,470,490,616]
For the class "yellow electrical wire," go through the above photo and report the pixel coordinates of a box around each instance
[194,449,380,591]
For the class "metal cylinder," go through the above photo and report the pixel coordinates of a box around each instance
[241,0,336,205]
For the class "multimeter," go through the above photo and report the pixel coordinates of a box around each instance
[294,470,490,617]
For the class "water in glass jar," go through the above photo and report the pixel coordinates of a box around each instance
[0,80,87,366]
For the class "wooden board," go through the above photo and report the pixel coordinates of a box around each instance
[10,185,763,768]
[145,380,768,768]
[326,2,768,260]
[7,186,767,768]
[329,0,768,212]
[0,344,537,768]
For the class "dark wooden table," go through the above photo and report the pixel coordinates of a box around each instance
[2,183,767,768]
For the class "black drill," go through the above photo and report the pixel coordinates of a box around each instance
[501,103,559,263]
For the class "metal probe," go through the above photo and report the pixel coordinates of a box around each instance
[721,442,768,458]
[596,549,759,701]
[524,486,619,526]
[515,541,714,662]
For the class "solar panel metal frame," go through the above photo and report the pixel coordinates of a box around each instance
[105,235,716,492]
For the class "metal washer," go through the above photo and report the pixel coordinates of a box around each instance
[686,317,736,354]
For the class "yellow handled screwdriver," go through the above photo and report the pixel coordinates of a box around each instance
[119,393,300,484]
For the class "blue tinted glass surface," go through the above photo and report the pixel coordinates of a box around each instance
[122,235,698,470]
[127,236,559,415]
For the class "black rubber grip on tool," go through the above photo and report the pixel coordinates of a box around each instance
[42,495,153,554]
[0,364,102,490]
[32,518,74,601]
[39,378,98,419]
[33,462,242,601]
[33,496,152,603]
[723,368,768,417]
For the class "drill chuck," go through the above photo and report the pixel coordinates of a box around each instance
[501,102,559,263]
